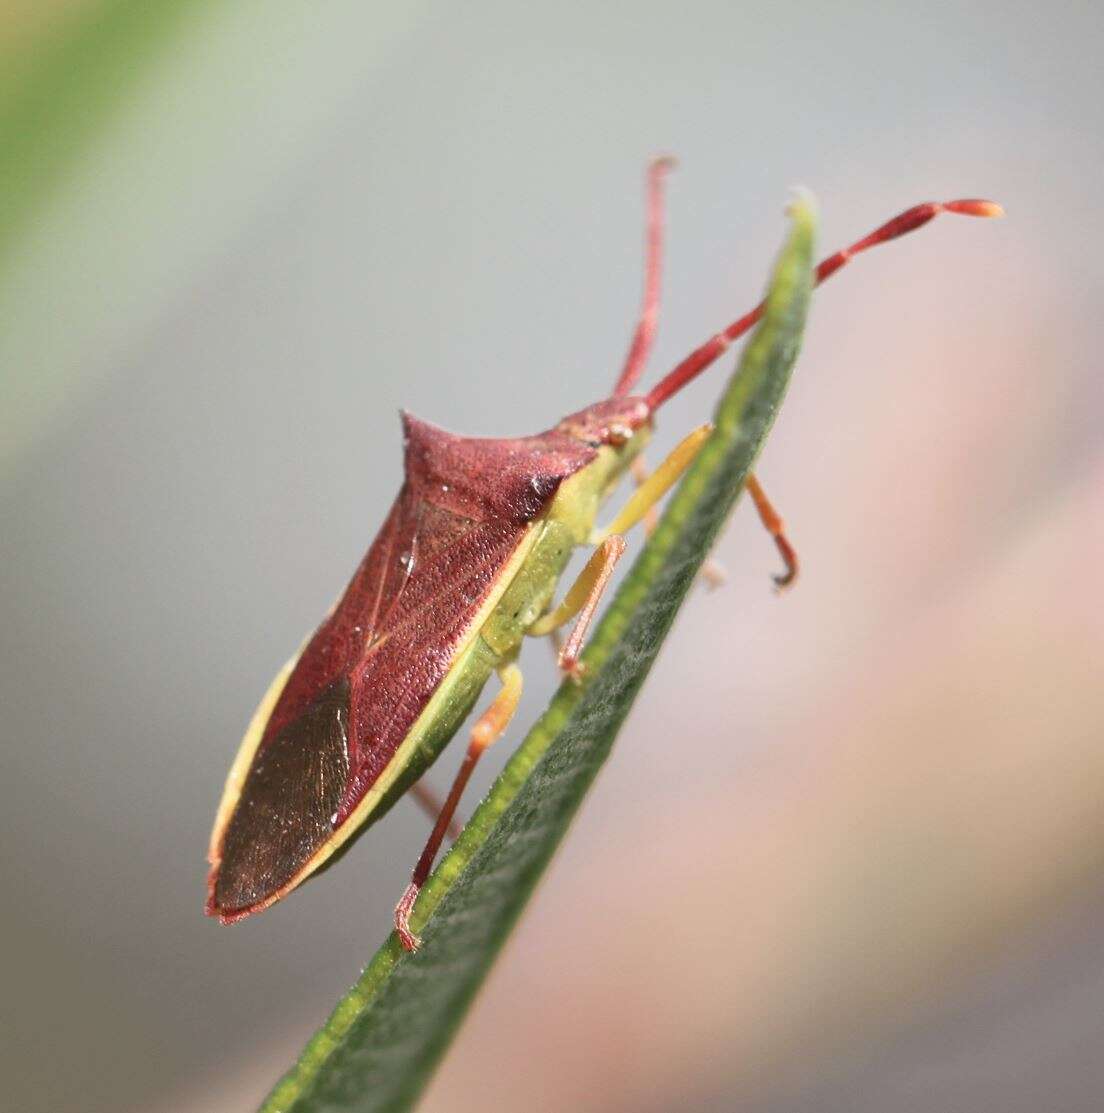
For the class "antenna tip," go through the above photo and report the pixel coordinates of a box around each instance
[946,198,1005,219]
[650,154,678,175]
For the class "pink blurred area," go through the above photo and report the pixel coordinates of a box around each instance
[411,246,1104,1111]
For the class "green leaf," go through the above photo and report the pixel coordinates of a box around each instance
[261,195,817,1113]
[0,0,423,477]
[0,0,213,264]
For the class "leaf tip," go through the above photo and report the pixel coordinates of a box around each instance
[785,186,819,232]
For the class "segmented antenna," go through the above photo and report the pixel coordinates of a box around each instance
[612,156,677,397]
[644,198,1003,411]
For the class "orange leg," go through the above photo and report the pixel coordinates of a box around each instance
[395,663,523,952]
[529,536,626,681]
[744,473,798,590]
[556,537,626,680]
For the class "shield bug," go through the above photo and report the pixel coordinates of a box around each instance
[206,161,1001,950]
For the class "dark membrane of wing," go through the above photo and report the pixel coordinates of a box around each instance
[214,677,351,914]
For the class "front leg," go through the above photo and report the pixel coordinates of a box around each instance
[529,423,712,678]
[591,423,712,544]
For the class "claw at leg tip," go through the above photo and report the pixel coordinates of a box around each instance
[395,911,422,952]
[395,883,422,952]
[771,563,798,592]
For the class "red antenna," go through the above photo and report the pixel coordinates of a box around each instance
[612,156,677,397]
[643,197,1003,412]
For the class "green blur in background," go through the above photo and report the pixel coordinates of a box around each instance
[2,2,1102,1112]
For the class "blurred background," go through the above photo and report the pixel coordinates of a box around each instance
[2,1,1102,1110]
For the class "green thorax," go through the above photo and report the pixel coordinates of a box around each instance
[481,425,650,658]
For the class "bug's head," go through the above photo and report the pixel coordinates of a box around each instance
[554,395,655,510]
[555,396,653,449]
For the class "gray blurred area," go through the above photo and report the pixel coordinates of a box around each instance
[2,1,1103,1111]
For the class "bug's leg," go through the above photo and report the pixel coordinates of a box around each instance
[394,662,523,952]
[628,456,662,534]
[591,422,713,544]
[531,425,711,676]
[407,779,464,843]
[629,455,726,588]
[745,473,798,590]
[612,156,676,397]
[530,536,627,681]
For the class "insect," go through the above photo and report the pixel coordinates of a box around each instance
[206,161,1001,950]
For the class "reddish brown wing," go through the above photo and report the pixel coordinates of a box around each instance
[207,413,596,921]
